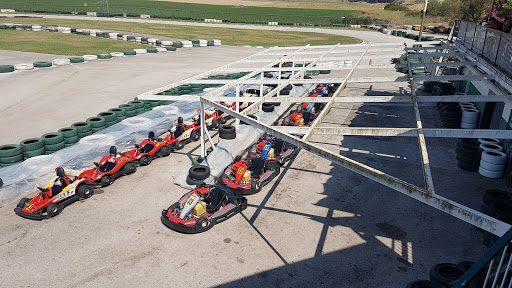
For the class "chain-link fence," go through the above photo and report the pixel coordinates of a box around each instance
[456,20,512,78]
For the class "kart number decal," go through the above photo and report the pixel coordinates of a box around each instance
[295,115,301,120]
[263,144,270,150]
[26,204,33,210]
[237,167,244,174]
[186,197,195,206]
[118,159,123,163]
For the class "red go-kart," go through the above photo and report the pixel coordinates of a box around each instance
[163,117,201,150]
[281,111,315,127]
[192,108,227,130]
[249,134,298,166]
[123,131,172,166]
[161,184,247,234]
[78,146,137,187]
[14,167,94,220]
[220,156,280,195]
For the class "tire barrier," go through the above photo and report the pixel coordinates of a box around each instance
[0,65,15,73]
[86,116,107,133]
[146,48,158,53]
[108,107,126,122]
[456,138,481,172]
[53,58,71,66]
[97,53,112,59]
[0,144,23,167]
[58,127,79,147]
[14,63,34,71]
[134,49,147,55]
[110,52,124,57]
[219,125,236,140]
[69,57,85,63]
[20,138,45,159]
[97,112,117,126]
[428,263,466,287]
[479,151,507,178]
[33,61,52,68]
[41,132,65,155]
[123,50,137,56]
[83,55,98,61]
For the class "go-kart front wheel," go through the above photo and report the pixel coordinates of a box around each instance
[17,198,29,209]
[123,163,137,174]
[160,146,171,157]
[77,185,94,199]
[197,217,214,232]
[139,156,151,166]
[46,203,61,218]
[100,175,112,187]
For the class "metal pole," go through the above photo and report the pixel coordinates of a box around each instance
[235,85,240,129]
[418,0,428,42]
[200,100,206,159]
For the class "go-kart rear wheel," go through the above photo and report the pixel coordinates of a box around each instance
[123,163,137,174]
[175,141,185,150]
[140,156,152,166]
[17,198,29,209]
[197,217,214,232]
[190,131,199,142]
[160,146,171,157]
[277,157,286,166]
[100,175,112,187]
[46,203,61,218]
[219,117,227,124]
[77,185,94,199]
[211,120,219,129]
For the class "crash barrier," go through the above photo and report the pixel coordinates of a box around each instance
[0,100,201,207]
[0,23,222,74]
[172,83,314,189]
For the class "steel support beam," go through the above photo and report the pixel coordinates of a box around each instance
[413,75,495,82]
[201,96,511,237]
[407,52,467,58]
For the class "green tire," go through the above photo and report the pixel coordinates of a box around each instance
[20,138,44,151]
[147,48,158,53]
[64,143,75,148]
[97,111,116,122]
[117,116,126,122]
[58,127,78,138]
[319,70,331,74]
[63,135,79,144]
[23,146,45,159]
[149,100,160,107]
[78,130,93,138]
[0,153,24,164]
[135,108,145,115]
[123,51,136,56]
[33,61,52,68]
[97,53,112,59]
[0,144,22,157]
[45,141,65,151]
[104,120,116,127]
[41,132,64,145]
[86,117,106,128]
[128,100,144,109]
[91,127,105,133]
[125,110,137,117]
[119,103,135,111]
[108,108,126,117]
[0,65,15,73]
[165,47,177,51]
[69,57,85,63]
[71,122,92,133]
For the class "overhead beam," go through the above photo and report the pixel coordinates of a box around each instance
[407,52,467,58]
[413,75,495,82]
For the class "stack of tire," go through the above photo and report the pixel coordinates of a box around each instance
[437,103,461,128]
[186,165,211,186]
[41,132,65,155]
[0,144,24,167]
[478,138,507,178]
[219,125,236,140]
[431,81,455,96]
[119,104,137,118]
[128,100,145,115]
[86,116,107,133]
[71,122,93,139]
[108,107,126,122]
[459,102,480,129]
[407,263,467,287]
[456,138,481,171]
[20,138,45,159]
[97,111,117,127]
[480,189,512,247]
[58,127,79,147]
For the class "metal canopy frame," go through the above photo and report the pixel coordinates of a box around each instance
[139,41,512,236]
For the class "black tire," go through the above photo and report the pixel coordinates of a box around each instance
[46,203,61,218]
[457,138,479,148]
[17,198,29,209]
[456,145,481,158]
[58,127,78,138]
[197,216,214,231]
[429,263,466,286]
[406,280,443,288]
[139,156,152,166]
[77,185,94,199]
[175,141,184,150]
[160,146,171,157]
[100,175,112,187]
[219,125,235,135]
[483,189,511,206]
[20,138,44,151]
[186,175,204,186]
[490,201,512,217]
[457,160,479,171]
[456,153,480,164]
[123,163,137,174]
[220,132,236,140]
[456,261,474,271]
[189,166,211,180]
[262,103,274,112]
[191,131,200,141]
[280,89,290,95]
[219,117,227,124]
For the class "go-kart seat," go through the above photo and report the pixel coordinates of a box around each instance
[173,125,185,138]
[303,112,312,125]
[148,131,156,141]
[205,187,228,213]
[51,178,68,197]
[273,139,284,155]
[141,144,155,154]
[314,103,323,113]
[251,158,265,178]
[99,159,116,173]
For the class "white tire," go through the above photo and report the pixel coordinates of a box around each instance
[83,55,98,61]
[109,32,117,38]
[110,52,124,57]
[156,47,167,52]
[53,58,71,66]
[479,138,501,145]
[462,108,480,117]
[122,35,128,41]
[479,143,503,152]
[148,38,158,43]
[459,102,474,106]
[182,40,192,45]
[460,104,476,110]
[460,122,477,129]
[134,49,147,54]
[135,37,142,42]
[478,166,504,178]
[481,150,507,165]
[183,44,193,48]
[14,63,34,70]
[161,40,173,46]
[480,159,505,172]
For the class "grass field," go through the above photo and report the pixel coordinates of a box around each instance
[3,19,362,47]
[5,0,371,25]
[0,30,149,55]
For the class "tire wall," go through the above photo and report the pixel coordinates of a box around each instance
[173,83,314,188]
[0,100,201,207]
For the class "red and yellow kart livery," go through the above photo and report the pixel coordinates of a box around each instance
[220,157,280,195]
[123,131,172,166]
[249,134,298,166]
[164,117,201,150]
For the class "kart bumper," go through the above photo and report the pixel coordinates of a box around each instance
[14,208,46,220]
[161,209,202,234]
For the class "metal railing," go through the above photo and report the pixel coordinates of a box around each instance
[456,21,512,79]
[452,227,512,287]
